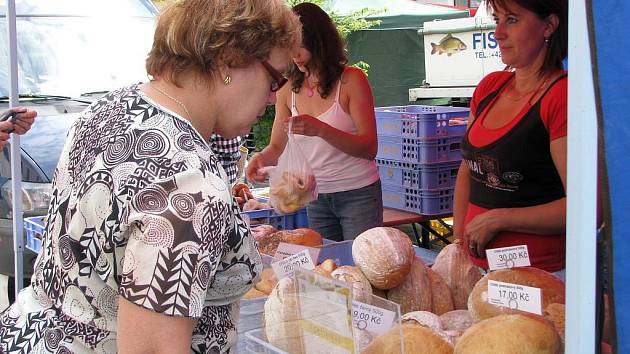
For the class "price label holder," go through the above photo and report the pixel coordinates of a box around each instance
[486,245,531,270]
[352,300,395,335]
[272,249,316,279]
[487,280,542,315]
[294,268,355,354]
[274,242,321,263]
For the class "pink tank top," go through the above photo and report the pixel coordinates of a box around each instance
[291,73,379,193]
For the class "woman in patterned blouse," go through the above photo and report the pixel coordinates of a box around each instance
[0,1,300,353]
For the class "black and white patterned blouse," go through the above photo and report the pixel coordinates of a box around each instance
[0,84,262,354]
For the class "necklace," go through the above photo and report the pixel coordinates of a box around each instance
[305,77,319,98]
[150,81,192,120]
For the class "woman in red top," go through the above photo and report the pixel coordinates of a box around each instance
[454,0,568,272]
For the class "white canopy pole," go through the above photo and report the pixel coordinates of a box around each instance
[565,0,598,352]
[5,0,25,296]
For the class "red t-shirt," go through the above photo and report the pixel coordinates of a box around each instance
[464,71,567,272]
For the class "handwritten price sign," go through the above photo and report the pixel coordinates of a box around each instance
[486,245,531,270]
[272,249,315,279]
[487,280,542,315]
[351,301,395,335]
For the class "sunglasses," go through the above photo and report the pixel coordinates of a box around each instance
[261,61,288,92]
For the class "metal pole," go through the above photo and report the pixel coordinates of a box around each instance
[566,0,598,352]
[5,0,25,297]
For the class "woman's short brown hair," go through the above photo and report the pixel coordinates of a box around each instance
[146,0,300,86]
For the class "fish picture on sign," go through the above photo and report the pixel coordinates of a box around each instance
[430,34,467,56]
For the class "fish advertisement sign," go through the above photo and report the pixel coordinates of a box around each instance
[421,15,505,88]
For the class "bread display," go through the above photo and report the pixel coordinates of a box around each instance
[263,277,304,354]
[362,323,454,354]
[543,303,565,344]
[313,259,337,278]
[468,267,565,322]
[387,256,432,313]
[256,228,323,256]
[427,267,455,315]
[440,310,474,334]
[330,266,373,303]
[431,242,483,310]
[251,225,278,242]
[401,311,443,333]
[243,287,267,299]
[454,314,562,354]
[255,268,279,295]
[352,227,415,290]
[269,171,317,214]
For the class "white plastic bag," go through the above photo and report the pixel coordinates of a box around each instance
[269,120,318,214]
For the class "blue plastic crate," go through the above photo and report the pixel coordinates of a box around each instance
[243,200,308,230]
[377,135,463,164]
[24,216,45,253]
[381,185,454,215]
[377,159,461,190]
[375,105,469,138]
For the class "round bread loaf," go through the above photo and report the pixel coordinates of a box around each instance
[543,303,565,344]
[330,266,373,303]
[468,267,565,322]
[440,310,474,333]
[352,227,415,290]
[387,256,432,313]
[402,311,443,333]
[454,314,562,354]
[263,278,304,354]
[362,323,454,354]
[427,268,455,315]
[431,242,483,310]
[256,228,322,256]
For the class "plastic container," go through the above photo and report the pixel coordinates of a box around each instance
[377,135,463,164]
[245,203,308,230]
[377,159,460,190]
[375,105,469,138]
[24,216,45,253]
[382,185,455,215]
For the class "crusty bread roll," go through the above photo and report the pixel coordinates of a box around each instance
[402,311,443,333]
[263,278,304,354]
[427,268,455,315]
[440,310,474,334]
[352,227,415,290]
[543,303,565,344]
[431,242,483,310]
[256,228,323,256]
[243,287,267,299]
[313,259,337,278]
[387,256,432,314]
[362,323,454,354]
[330,266,373,303]
[454,314,562,354]
[255,268,278,295]
[468,267,565,322]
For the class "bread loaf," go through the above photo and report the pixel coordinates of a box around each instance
[387,256,432,314]
[313,259,337,278]
[543,303,565,344]
[427,268,455,315]
[263,278,304,354]
[468,267,565,322]
[352,227,415,290]
[362,323,454,354]
[401,311,443,333]
[255,268,278,295]
[431,242,483,310]
[251,225,278,242]
[454,314,561,354]
[330,266,373,303]
[256,228,322,256]
[439,310,474,345]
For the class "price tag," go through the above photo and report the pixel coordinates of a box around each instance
[486,245,531,270]
[487,280,542,315]
[274,242,320,263]
[351,301,395,335]
[272,249,315,279]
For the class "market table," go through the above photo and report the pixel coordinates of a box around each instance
[382,207,453,248]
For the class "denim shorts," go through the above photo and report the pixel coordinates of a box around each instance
[306,179,383,241]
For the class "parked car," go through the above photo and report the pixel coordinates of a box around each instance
[0,0,157,299]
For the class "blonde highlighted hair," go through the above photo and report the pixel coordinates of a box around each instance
[146,0,301,86]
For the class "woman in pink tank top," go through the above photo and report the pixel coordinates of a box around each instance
[246,2,383,241]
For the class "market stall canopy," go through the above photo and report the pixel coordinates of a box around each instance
[324,0,468,29]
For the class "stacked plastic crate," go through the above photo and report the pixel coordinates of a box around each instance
[375,105,470,215]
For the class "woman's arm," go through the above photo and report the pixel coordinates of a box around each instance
[117,296,197,354]
[453,160,471,241]
[288,67,377,160]
[466,137,567,256]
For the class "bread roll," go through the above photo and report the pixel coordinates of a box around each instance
[313,259,337,278]
[543,303,565,344]
[263,278,304,354]
[251,225,278,242]
[362,323,454,354]
[352,227,415,289]
[330,266,373,303]
[440,310,474,333]
[387,256,432,314]
[255,268,278,295]
[243,287,267,299]
[454,314,561,354]
[468,267,565,322]
[402,311,443,333]
[427,268,455,315]
[256,228,322,256]
[431,242,483,310]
